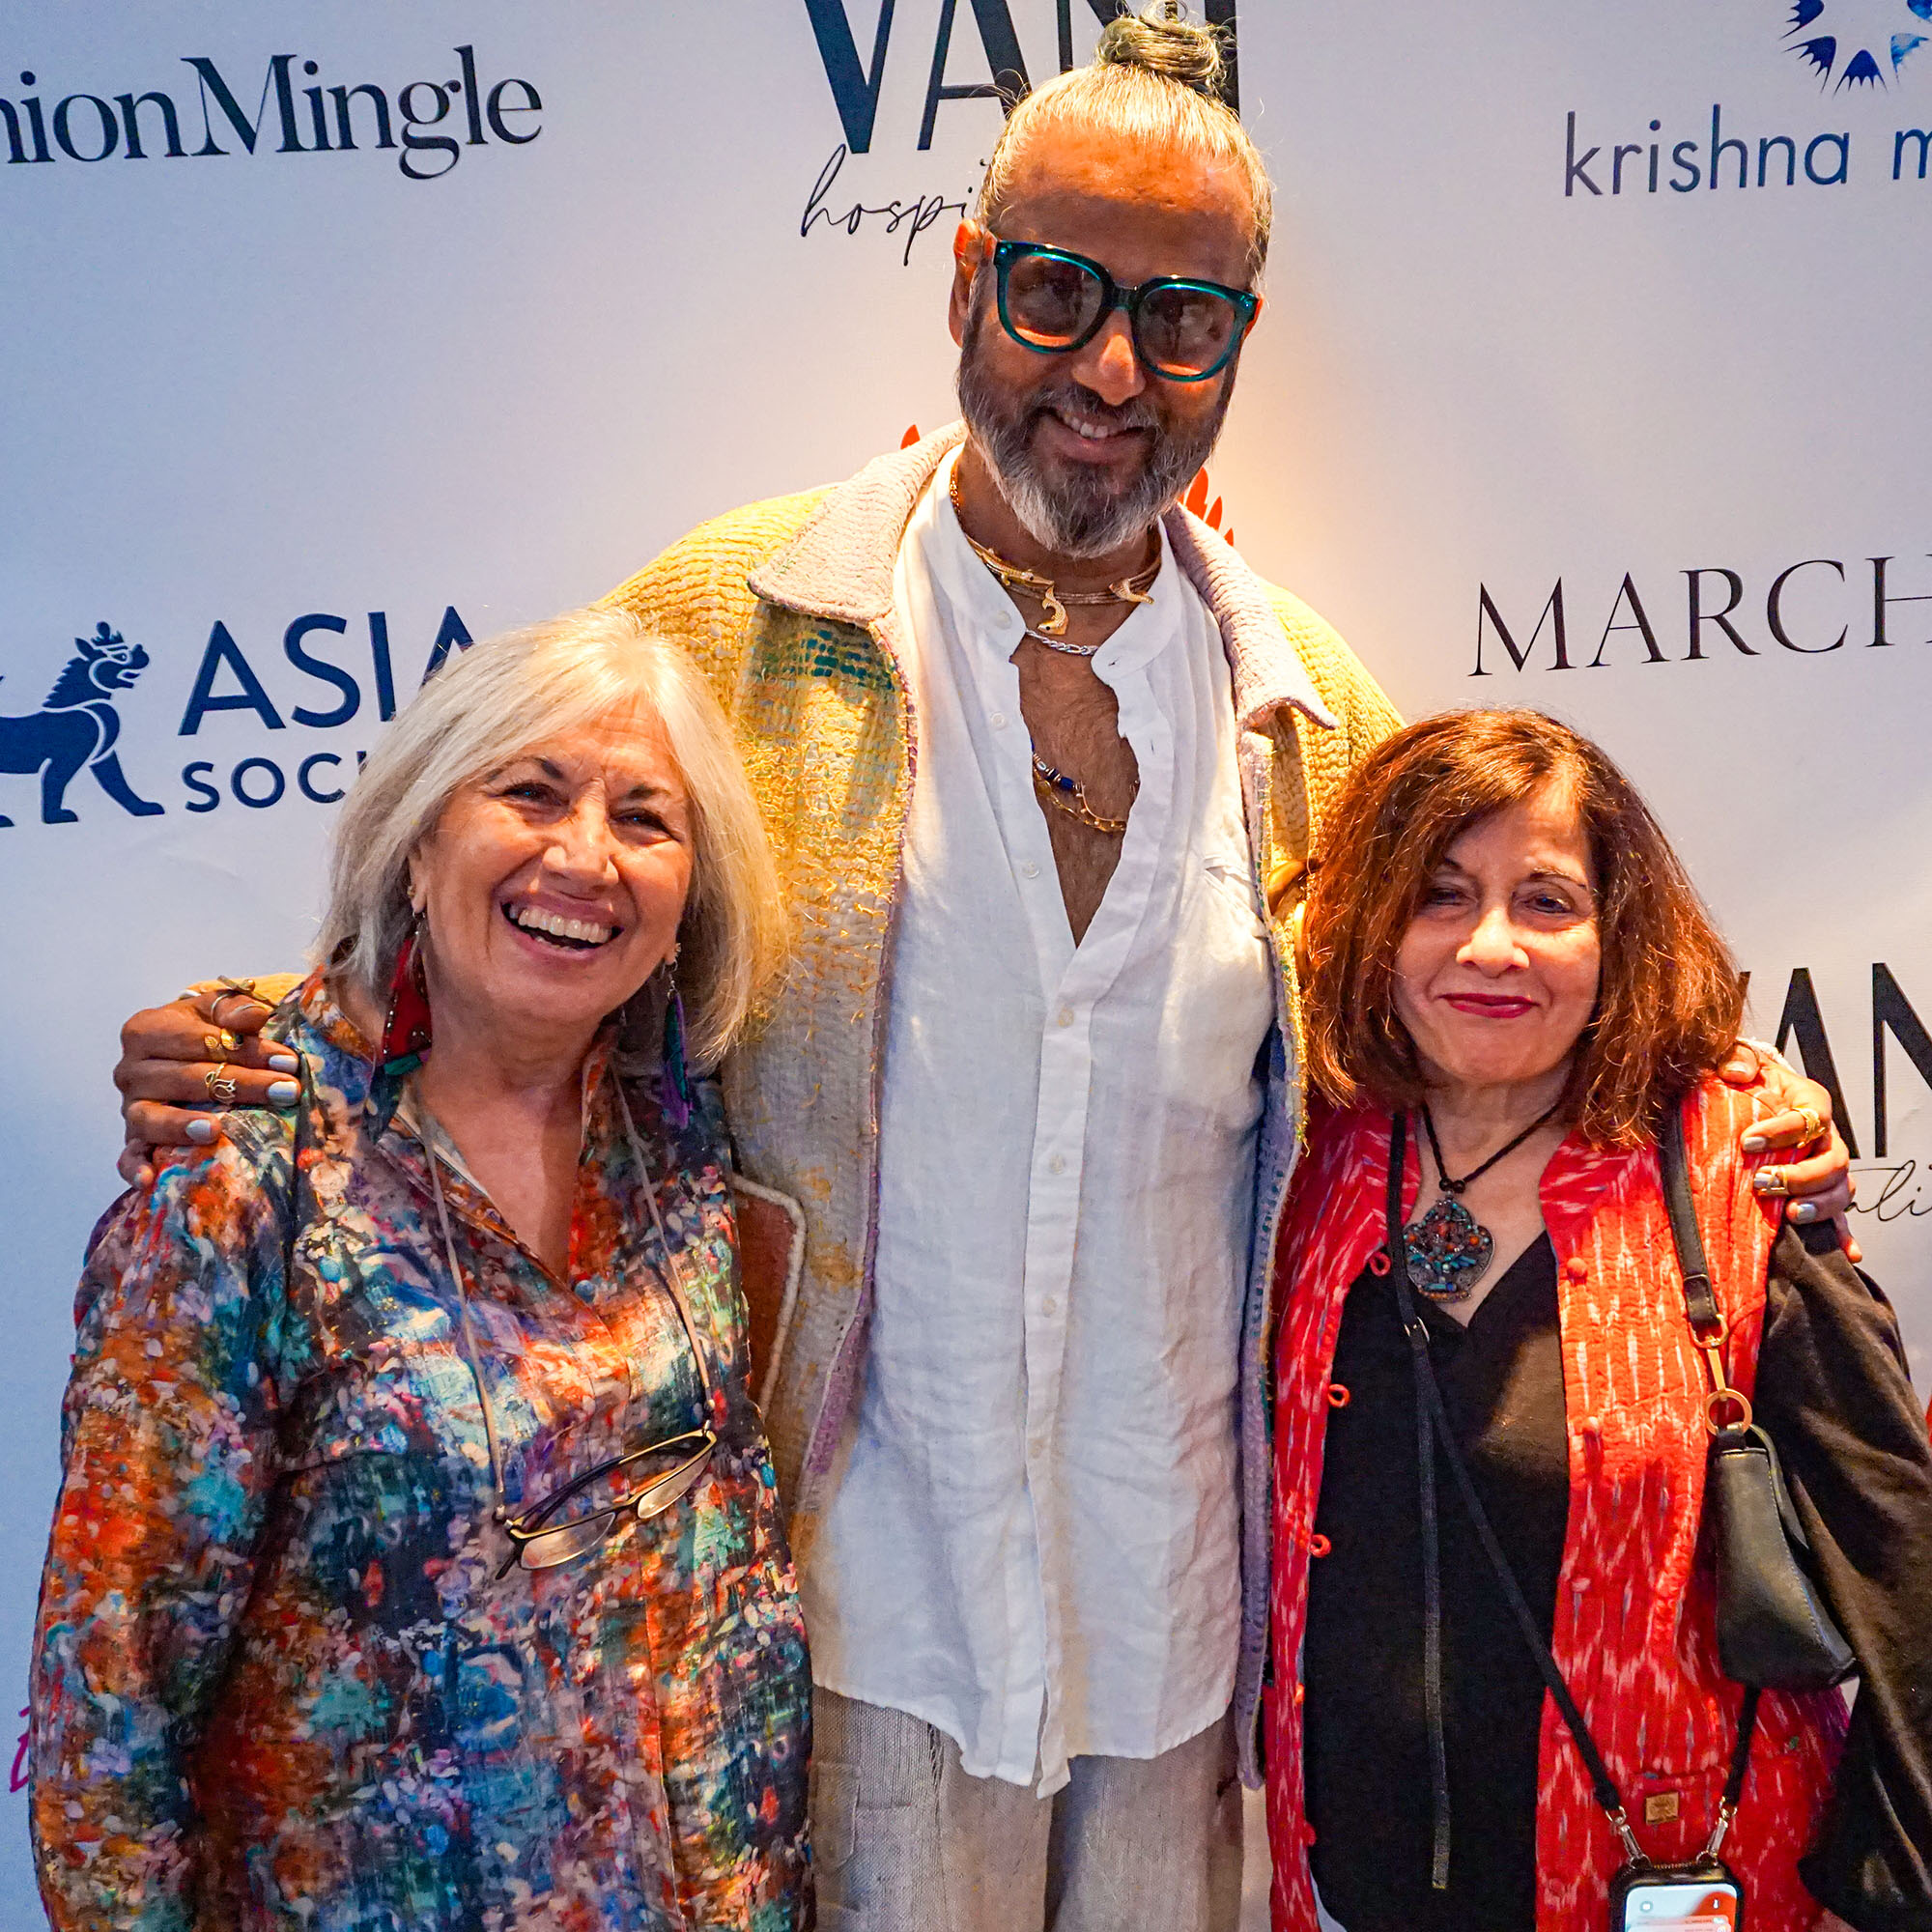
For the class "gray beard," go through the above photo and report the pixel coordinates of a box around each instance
[955,282,1235,560]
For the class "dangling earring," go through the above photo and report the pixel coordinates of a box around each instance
[381,911,434,1072]
[659,949,691,1131]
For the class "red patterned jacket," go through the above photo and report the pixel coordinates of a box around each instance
[1265,1077,1848,1931]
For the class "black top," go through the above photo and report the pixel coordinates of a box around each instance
[1301,1218,1932,1932]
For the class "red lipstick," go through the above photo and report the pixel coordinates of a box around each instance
[1442,994,1535,1019]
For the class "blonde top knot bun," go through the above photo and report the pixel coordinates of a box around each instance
[1094,9,1227,98]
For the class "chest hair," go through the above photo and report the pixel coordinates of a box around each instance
[1011,599,1141,943]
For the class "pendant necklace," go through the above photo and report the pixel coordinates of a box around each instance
[949,465,1158,654]
[1402,1099,1560,1300]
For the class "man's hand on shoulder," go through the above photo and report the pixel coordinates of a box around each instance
[116,980,301,1188]
[1718,1042,1860,1262]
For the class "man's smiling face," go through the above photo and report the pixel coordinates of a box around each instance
[950,120,1261,559]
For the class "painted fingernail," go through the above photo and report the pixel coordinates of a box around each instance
[185,1119,216,1145]
[268,1079,300,1105]
[1789,1202,1819,1222]
[1743,1134,1767,1152]
[268,1054,299,1073]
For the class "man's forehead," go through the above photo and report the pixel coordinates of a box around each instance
[992,128,1255,285]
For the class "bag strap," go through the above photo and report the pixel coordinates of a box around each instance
[1387,1112,1455,1888]
[1384,1112,1758,1876]
[1657,1096,1765,1854]
[1659,1102,1721,1333]
[1659,1099,1754,1433]
[1386,1114,1641,1872]
[1711,1685,1761,1858]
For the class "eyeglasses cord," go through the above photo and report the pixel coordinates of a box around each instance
[417,1068,719,1529]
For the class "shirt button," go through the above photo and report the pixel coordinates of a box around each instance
[991,711,1009,728]
[1056,1005,1073,1027]
[1042,1296,1059,1316]
[1048,1153,1066,1176]
[1021,861,1039,879]
[1565,1258,1588,1282]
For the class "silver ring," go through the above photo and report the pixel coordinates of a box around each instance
[209,988,256,1027]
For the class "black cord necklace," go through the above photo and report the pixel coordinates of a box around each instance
[1402,1098,1561,1300]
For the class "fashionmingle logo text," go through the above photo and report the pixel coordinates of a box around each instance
[0,46,541,183]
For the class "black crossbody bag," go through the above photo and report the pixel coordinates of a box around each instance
[1656,1106,1855,1694]
[1385,1111,1772,1928]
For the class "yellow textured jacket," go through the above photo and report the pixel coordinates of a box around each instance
[606,424,1400,1777]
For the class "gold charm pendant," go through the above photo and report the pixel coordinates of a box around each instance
[950,463,1157,642]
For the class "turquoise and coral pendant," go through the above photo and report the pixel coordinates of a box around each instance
[1403,1193,1494,1301]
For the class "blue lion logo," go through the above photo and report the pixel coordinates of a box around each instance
[0,622,164,826]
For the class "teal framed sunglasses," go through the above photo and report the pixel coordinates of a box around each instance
[991,238,1260,383]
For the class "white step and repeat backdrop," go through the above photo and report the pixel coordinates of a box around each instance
[3,0,1926,1910]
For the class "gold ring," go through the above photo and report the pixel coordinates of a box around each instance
[205,1064,240,1105]
[1705,1388,1753,1435]
[1754,1166,1789,1199]
[1795,1104,1825,1144]
[203,1031,241,1057]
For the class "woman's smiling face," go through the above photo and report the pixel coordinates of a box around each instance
[1392,780,1603,1096]
[409,701,694,1050]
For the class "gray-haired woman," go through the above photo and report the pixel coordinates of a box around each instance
[32,608,810,1929]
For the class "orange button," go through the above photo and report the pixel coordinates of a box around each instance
[1565,1258,1588,1282]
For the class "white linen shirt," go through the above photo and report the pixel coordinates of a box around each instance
[802,454,1277,1794]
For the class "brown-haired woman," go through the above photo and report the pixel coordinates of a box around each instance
[1264,710,1932,1932]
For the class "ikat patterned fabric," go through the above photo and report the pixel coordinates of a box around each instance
[1266,1080,1847,1932]
[31,973,810,1931]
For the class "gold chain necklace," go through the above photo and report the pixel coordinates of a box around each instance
[949,465,1158,651]
[1031,750,1136,836]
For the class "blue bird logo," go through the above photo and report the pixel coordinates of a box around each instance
[1784,0,1932,88]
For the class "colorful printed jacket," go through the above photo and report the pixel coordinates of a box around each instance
[604,423,1404,1778]
[32,975,811,1931]
[1265,1082,1849,1932]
